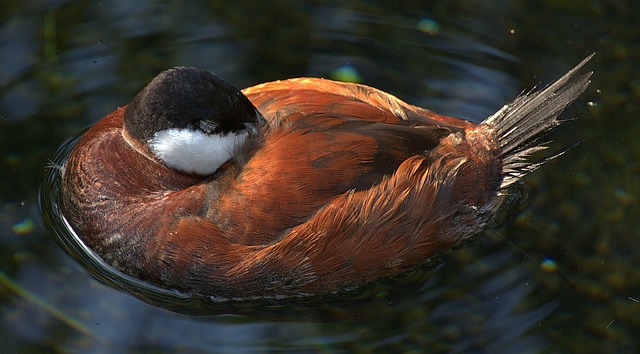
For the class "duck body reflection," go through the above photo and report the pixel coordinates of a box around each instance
[61,57,591,299]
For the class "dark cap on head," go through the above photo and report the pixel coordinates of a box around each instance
[123,67,261,142]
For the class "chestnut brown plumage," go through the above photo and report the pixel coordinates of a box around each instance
[61,56,592,298]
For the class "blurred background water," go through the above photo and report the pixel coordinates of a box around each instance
[1,1,638,353]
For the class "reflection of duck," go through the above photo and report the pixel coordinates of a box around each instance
[60,56,591,298]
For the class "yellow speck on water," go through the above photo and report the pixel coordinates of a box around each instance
[12,219,35,235]
[416,18,441,35]
[613,187,634,205]
[540,258,558,273]
[330,65,363,83]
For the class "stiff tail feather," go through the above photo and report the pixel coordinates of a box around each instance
[482,54,593,189]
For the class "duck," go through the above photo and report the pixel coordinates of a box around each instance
[60,55,592,299]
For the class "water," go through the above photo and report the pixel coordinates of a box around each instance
[2,1,639,353]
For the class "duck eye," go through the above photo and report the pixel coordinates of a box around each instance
[198,120,218,134]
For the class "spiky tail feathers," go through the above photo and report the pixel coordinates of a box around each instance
[482,54,593,190]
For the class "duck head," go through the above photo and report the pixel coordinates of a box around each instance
[122,67,265,176]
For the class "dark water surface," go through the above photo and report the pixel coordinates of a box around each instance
[2,1,638,353]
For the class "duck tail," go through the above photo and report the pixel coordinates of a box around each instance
[482,54,593,190]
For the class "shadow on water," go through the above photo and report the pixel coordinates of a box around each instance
[2,1,638,353]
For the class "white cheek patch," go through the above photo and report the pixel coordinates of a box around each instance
[149,128,248,175]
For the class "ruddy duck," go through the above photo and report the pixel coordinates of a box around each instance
[60,56,592,299]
